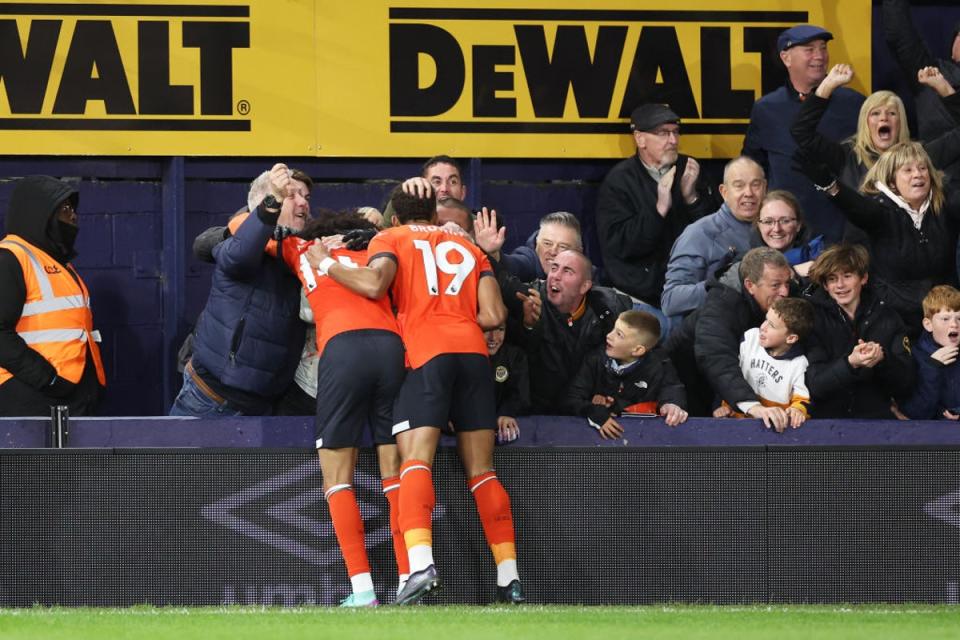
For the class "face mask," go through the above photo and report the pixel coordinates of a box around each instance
[57,220,79,252]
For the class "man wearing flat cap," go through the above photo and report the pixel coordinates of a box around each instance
[742,24,863,245]
[595,102,715,336]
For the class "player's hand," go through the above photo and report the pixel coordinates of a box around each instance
[517,287,542,328]
[591,394,614,408]
[931,345,959,366]
[918,66,955,97]
[358,207,384,228]
[269,163,292,199]
[660,403,688,427]
[321,234,345,250]
[343,228,377,250]
[305,241,331,270]
[713,404,733,418]
[680,158,700,204]
[785,407,806,429]
[402,176,433,199]
[474,207,505,257]
[655,165,676,217]
[497,416,519,443]
[439,220,470,237]
[943,409,960,421]
[598,416,624,440]
[748,405,789,433]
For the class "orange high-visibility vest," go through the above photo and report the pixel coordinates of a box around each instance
[0,235,105,386]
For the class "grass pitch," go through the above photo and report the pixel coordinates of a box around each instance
[0,605,958,640]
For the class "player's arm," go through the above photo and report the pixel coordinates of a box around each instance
[305,242,396,299]
[477,274,507,330]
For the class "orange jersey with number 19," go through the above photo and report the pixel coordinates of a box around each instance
[367,224,493,369]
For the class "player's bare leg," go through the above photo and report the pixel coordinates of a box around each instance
[457,430,525,604]
[394,427,442,604]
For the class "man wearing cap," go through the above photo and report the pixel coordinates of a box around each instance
[0,176,105,416]
[742,24,863,245]
[594,103,715,335]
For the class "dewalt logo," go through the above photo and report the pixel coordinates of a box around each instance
[388,8,810,135]
[0,3,250,131]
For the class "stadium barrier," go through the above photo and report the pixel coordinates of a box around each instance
[1,416,959,606]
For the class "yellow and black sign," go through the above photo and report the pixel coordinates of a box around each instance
[0,0,316,155]
[0,0,870,158]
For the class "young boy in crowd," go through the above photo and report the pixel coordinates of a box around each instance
[899,285,960,420]
[484,324,530,442]
[715,297,814,431]
[565,310,688,439]
[802,244,915,420]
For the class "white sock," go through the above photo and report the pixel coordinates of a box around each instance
[350,572,374,595]
[396,574,409,597]
[407,544,435,573]
[496,559,519,587]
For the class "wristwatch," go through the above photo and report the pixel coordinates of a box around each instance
[261,194,281,211]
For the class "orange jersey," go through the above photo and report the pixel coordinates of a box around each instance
[283,238,398,355]
[367,224,493,368]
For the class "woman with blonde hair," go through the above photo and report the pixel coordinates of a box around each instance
[799,141,960,330]
[791,64,960,194]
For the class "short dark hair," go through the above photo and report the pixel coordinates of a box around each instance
[390,184,437,224]
[808,244,870,286]
[421,155,463,178]
[770,297,814,341]
[291,168,313,192]
[618,310,661,349]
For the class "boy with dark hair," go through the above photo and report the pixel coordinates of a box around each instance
[565,310,688,439]
[716,297,814,431]
[802,244,915,419]
[899,285,960,420]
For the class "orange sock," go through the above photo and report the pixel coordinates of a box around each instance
[325,485,370,577]
[382,476,410,577]
[468,471,517,565]
[398,460,434,550]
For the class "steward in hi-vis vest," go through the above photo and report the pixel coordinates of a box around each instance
[0,175,104,416]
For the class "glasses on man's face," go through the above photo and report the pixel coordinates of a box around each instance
[650,128,680,139]
[758,217,797,228]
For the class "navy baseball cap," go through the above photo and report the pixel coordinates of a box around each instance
[778,25,833,52]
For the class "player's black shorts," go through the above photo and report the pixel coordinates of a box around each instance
[315,329,405,449]
[392,352,496,435]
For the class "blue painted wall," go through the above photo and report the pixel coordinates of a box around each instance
[0,2,956,415]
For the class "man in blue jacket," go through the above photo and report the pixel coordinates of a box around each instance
[170,163,311,416]
[661,156,766,318]
[742,24,863,244]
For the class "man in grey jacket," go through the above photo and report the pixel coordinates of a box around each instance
[661,156,766,318]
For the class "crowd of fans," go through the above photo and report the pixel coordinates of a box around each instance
[2,3,960,435]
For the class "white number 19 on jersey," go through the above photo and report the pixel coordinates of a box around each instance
[413,239,476,296]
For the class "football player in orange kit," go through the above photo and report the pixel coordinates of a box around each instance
[283,212,408,607]
[306,184,525,605]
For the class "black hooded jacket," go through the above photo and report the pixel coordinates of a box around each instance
[0,175,101,416]
[802,284,915,419]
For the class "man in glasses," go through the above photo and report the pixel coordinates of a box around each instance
[595,102,715,338]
